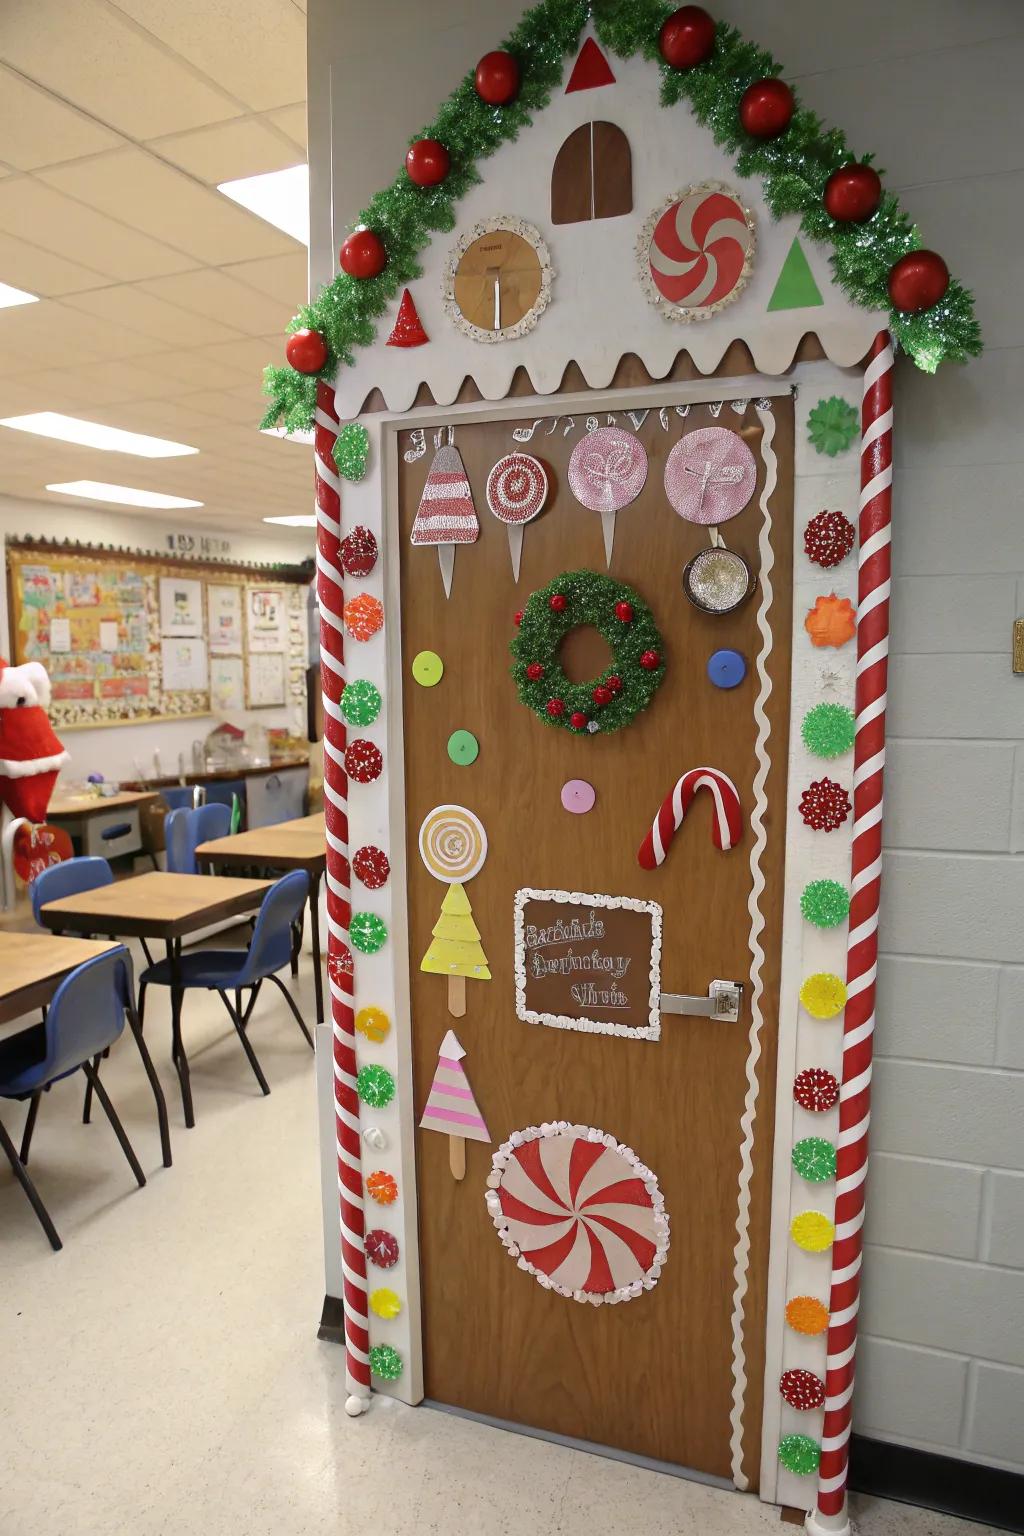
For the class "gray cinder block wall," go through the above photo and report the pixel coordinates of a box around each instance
[311,0,1024,1472]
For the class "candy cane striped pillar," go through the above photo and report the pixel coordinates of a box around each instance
[314,379,371,1413]
[807,333,894,1536]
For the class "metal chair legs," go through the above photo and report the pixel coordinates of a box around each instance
[19,1090,42,1165]
[215,988,270,1096]
[265,972,315,1050]
[81,1062,146,1189]
[0,1112,61,1251]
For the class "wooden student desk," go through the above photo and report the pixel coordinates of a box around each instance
[44,790,159,859]
[195,814,327,1026]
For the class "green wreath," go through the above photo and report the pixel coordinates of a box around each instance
[510,570,665,735]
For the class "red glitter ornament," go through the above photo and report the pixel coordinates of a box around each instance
[526,661,545,681]
[804,510,855,570]
[592,685,612,707]
[799,777,851,832]
[780,1368,826,1412]
[327,945,353,984]
[353,845,390,889]
[366,1170,399,1205]
[386,289,429,348]
[513,610,523,627]
[824,163,882,224]
[615,601,634,623]
[740,77,794,138]
[546,698,565,718]
[365,1228,400,1269]
[339,525,379,578]
[340,227,386,279]
[639,650,661,671]
[794,1067,840,1114]
[405,138,450,187]
[549,593,567,612]
[888,249,949,314]
[285,327,328,374]
[570,711,588,730]
[658,6,715,70]
[344,739,383,784]
[606,674,623,695]
[475,50,519,106]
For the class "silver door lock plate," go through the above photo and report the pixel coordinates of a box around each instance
[659,980,743,1023]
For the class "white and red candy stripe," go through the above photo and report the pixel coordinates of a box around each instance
[314,379,371,1408]
[813,333,894,1528]
[637,766,743,869]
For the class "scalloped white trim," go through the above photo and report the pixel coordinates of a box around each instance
[513,887,662,1041]
[441,217,554,345]
[637,181,757,324]
[484,1120,670,1305]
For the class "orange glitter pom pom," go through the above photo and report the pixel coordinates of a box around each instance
[804,593,856,648]
[344,592,384,641]
[366,1169,399,1205]
[786,1295,830,1335]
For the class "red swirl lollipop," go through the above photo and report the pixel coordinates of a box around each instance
[644,185,754,317]
[486,452,548,581]
[365,1228,400,1269]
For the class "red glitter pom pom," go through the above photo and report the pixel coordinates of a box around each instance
[340,525,379,578]
[804,510,855,570]
[365,1228,400,1269]
[546,698,565,718]
[327,945,353,985]
[592,685,612,707]
[513,610,523,627]
[639,650,661,671]
[606,674,622,695]
[344,739,383,784]
[799,777,851,832]
[794,1067,840,1113]
[780,1368,826,1411]
[549,593,567,612]
[526,661,544,681]
[353,845,390,889]
[570,711,588,730]
[615,601,634,623]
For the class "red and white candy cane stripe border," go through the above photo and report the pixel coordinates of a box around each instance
[637,766,743,869]
[314,380,371,1407]
[812,333,894,1529]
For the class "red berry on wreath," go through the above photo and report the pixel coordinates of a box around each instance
[340,227,386,279]
[475,50,519,106]
[570,711,588,730]
[606,674,622,695]
[340,525,379,578]
[639,649,661,671]
[804,510,855,570]
[546,698,565,718]
[740,77,794,138]
[592,685,612,707]
[513,610,523,627]
[888,250,949,314]
[285,327,328,374]
[549,593,568,613]
[824,163,882,224]
[526,661,544,681]
[614,601,634,623]
[658,6,715,70]
[405,138,450,187]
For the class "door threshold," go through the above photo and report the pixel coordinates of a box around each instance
[423,1400,733,1492]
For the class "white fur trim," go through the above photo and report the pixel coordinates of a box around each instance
[0,750,69,778]
[0,661,51,709]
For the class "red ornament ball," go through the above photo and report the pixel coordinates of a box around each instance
[888,249,949,314]
[606,674,623,695]
[740,77,794,138]
[614,601,634,623]
[592,685,612,708]
[780,1368,826,1412]
[339,525,379,578]
[475,50,519,106]
[513,610,523,627]
[365,1228,400,1270]
[405,138,450,187]
[639,650,661,671]
[353,845,390,890]
[793,1067,840,1114]
[824,163,882,224]
[658,6,715,70]
[570,711,588,730]
[344,739,383,784]
[546,698,565,718]
[799,777,851,833]
[340,227,386,280]
[549,593,568,613]
[526,661,545,681]
[804,510,855,570]
[285,327,328,374]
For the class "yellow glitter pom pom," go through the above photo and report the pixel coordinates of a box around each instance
[370,1287,402,1321]
[799,972,847,1019]
[356,1006,391,1043]
[791,1210,836,1252]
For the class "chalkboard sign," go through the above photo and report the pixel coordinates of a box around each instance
[513,888,663,1041]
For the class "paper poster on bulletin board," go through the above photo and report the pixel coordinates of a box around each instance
[208,584,243,654]
[247,586,286,653]
[160,636,208,692]
[159,575,204,637]
[210,655,244,712]
[247,651,286,708]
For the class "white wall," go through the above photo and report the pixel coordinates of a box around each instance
[309,0,1024,1472]
[0,494,314,783]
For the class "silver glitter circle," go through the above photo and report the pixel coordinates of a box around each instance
[682,548,752,613]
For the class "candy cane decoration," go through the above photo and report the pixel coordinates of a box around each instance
[314,379,371,1414]
[810,333,894,1534]
[637,766,743,869]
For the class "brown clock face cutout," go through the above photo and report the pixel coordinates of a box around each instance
[443,217,552,343]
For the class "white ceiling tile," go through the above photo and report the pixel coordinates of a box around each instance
[0,180,200,280]
[220,252,308,307]
[137,269,293,334]
[0,230,109,297]
[149,119,304,184]
[263,103,307,150]
[0,64,124,170]
[60,286,244,347]
[148,349,250,391]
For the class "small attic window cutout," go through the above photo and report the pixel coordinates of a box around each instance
[551,121,632,227]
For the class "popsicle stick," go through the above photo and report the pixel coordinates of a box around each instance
[447,972,466,1018]
[507,524,524,583]
[449,1134,466,1181]
[438,543,455,599]
[601,508,616,568]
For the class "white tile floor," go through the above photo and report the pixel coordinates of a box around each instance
[0,944,1000,1536]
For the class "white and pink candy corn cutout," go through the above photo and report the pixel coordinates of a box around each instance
[568,426,648,567]
[664,427,756,526]
[637,765,743,869]
[410,442,479,598]
[486,452,548,582]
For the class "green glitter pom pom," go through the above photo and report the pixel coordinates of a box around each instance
[333,422,369,482]
[369,1343,404,1381]
[800,878,851,929]
[778,1433,822,1476]
[792,1137,837,1184]
[357,1063,395,1109]
[350,912,388,954]
[802,703,855,759]
[340,679,382,727]
[807,397,859,457]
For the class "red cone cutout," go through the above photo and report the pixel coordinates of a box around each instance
[387,289,428,348]
[565,38,616,93]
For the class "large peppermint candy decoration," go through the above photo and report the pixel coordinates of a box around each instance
[641,182,755,321]
[485,1123,669,1304]
[486,452,548,581]
[418,803,488,884]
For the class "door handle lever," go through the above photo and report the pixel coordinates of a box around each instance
[660,979,743,1023]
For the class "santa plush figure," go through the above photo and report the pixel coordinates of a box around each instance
[0,659,69,823]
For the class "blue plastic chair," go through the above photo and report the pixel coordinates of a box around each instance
[137,871,312,1120]
[164,803,232,876]
[0,948,146,1251]
[160,786,195,813]
[31,856,113,926]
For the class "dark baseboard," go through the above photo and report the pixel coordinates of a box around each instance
[851,1434,1023,1533]
[317,1293,345,1345]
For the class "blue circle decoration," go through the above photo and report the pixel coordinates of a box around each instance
[707,649,747,689]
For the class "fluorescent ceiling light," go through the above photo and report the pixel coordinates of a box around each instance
[47,480,203,510]
[261,425,314,445]
[264,514,316,527]
[218,164,308,245]
[1,412,197,458]
[0,281,39,309]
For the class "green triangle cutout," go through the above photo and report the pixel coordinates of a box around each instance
[767,237,824,312]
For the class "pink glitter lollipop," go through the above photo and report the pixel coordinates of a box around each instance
[568,426,648,567]
[664,426,756,526]
[486,452,548,582]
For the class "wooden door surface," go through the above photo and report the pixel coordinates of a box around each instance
[397,394,793,1484]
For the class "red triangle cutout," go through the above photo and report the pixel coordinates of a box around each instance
[386,288,428,348]
[565,37,615,93]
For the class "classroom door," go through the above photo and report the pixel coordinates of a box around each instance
[398,394,793,1485]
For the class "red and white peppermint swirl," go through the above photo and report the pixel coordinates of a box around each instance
[486,453,548,526]
[637,766,743,869]
[646,185,754,314]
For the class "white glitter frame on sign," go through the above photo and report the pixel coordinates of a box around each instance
[513,887,663,1041]
[441,216,554,345]
[637,180,757,324]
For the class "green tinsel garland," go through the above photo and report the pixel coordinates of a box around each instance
[369,1343,404,1381]
[357,1063,396,1109]
[800,878,850,929]
[261,0,980,432]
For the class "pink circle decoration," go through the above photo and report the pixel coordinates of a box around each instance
[644,184,755,317]
[560,779,596,815]
[664,427,757,526]
[485,1123,669,1305]
[568,427,648,514]
[486,453,548,526]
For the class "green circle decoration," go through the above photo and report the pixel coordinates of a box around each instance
[350,912,388,954]
[510,570,666,736]
[802,702,856,759]
[792,1137,837,1184]
[333,421,369,482]
[369,1343,403,1381]
[412,649,444,687]
[447,729,479,766]
[340,678,382,727]
[807,397,859,457]
[800,878,851,929]
[357,1063,396,1109]
[778,1434,822,1476]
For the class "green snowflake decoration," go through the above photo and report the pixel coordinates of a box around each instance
[369,1344,404,1381]
[778,1433,822,1476]
[350,911,388,954]
[800,878,850,929]
[339,678,382,727]
[802,702,856,759]
[357,1063,396,1109]
[807,397,859,457]
[792,1136,837,1184]
[333,422,370,482]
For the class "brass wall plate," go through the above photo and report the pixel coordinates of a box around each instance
[1014,617,1024,675]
